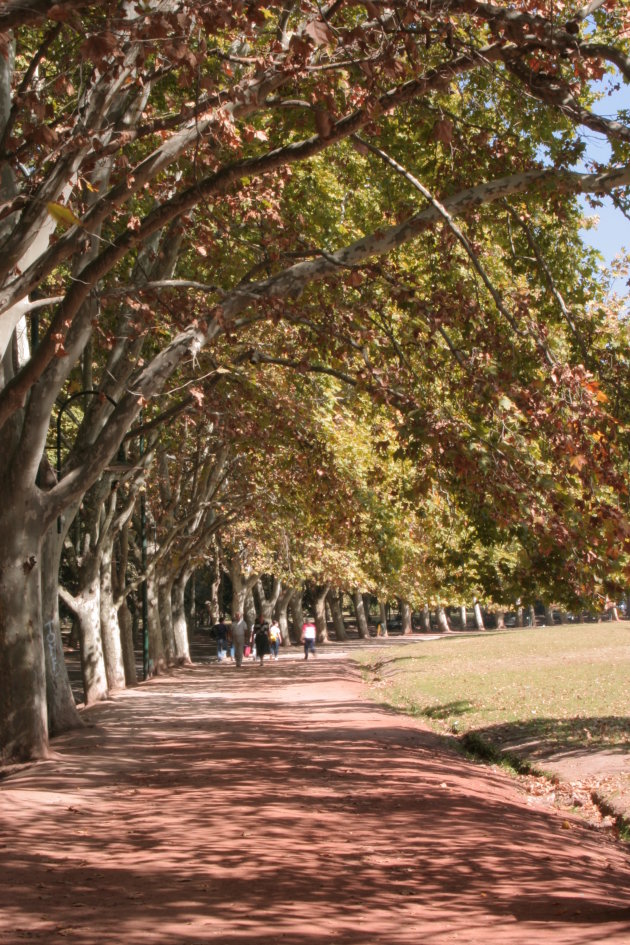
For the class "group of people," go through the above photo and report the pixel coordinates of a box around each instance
[209,611,317,666]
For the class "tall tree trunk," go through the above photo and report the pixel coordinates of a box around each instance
[188,570,197,630]
[544,605,554,626]
[362,593,372,627]
[100,538,126,692]
[436,606,450,633]
[69,576,108,705]
[352,589,369,639]
[146,569,165,674]
[420,604,431,633]
[229,555,257,618]
[277,585,294,646]
[328,588,347,641]
[460,604,467,630]
[0,509,49,762]
[209,563,220,625]
[244,589,256,632]
[158,574,176,665]
[255,576,281,622]
[496,610,506,629]
[400,599,412,635]
[314,583,330,643]
[289,589,304,644]
[528,604,536,627]
[118,597,137,685]
[473,597,485,631]
[41,521,82,735]
[172,569,192,664]
[516,605,524,628]
[377,601,388,637]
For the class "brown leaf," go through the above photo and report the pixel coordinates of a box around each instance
[304,19,334,47]
[433,118,453,145]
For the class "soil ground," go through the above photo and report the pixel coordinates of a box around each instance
[1,642,630,945]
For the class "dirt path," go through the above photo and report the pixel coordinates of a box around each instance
[1,651,629,944]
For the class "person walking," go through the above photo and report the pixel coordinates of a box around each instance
[231,612,247,667]
[268,619,281,660]
[301,619,317,660]
[214,616,229,662]
[255,619,271,666]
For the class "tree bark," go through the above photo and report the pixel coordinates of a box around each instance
[400,599,412,635]
[352,589,369,639]
[496,610,506,630]
[41,521,82,735]
[473,598,485,631]
[420,604,431,633]
[314,583,330,643]
[328,588,347,641]
[158,573,176,665]
[146,568,165,674]
[100,537,126,691]
[118,597,137,686]
[436,606,450,633]
[460,605,467,630]
[289,589,304,644]
[276,585,294,646]
[0,508,49,762]
[377,601,388,637]
[172,569,192,664]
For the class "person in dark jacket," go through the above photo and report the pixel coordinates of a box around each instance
[254,619,271,666]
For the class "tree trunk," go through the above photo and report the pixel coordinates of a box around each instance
[70,576,108,705]
[277,586,294,646]
[327,588,347,640]
[314,583,330,643]
[158,574,177,665]
[362,593,372,627]
[255,576,282,623]
[436,606,450,633]
[289,589,304,644]
[544,605,554,626]
[118,597,137,685]
[400,599,412,635]
[172,570,192,664]
[0,510,49,762]
[41,521,82,736]
[146,569,165,674]
[516,605,524,628]
[460,605,467,630]
[100,539,126,692]
[352,589,370,639]
[528,604,536,627]
[496,610,506,630]
[244,589,256,632]
[378,601,388,637]
[473,597,485,630]
[420,604,431,633]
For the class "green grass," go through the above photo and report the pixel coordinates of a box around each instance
[357,624,630,760]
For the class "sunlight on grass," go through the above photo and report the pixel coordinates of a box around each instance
[358,624,630,755]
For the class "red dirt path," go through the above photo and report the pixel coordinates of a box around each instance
[1,650,629,945]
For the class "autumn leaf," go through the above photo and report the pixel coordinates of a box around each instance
[304,19,334,47]
[46,202,82,229]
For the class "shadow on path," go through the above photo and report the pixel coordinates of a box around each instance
[1,654,629,944]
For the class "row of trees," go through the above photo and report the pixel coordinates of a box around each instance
[1,0,629,763]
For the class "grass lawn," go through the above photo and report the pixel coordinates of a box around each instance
[357,623,630,761]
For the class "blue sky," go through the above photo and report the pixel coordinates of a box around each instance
[578,76,629,309]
